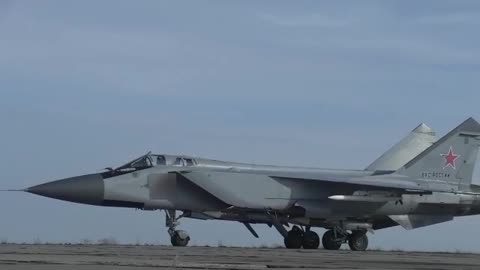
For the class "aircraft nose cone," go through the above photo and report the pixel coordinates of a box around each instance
[27,174,104,205]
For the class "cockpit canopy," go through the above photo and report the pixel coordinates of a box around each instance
[102,152,197,178]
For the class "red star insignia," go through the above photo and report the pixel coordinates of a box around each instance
[440,146,460,170]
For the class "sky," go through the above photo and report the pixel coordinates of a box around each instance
[1,0,480,252]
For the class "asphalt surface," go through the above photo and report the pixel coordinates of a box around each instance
[0,244,479,270]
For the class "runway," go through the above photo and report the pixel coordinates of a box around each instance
[0,244,478,270]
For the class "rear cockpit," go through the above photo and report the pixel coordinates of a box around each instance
[154,155,197,167]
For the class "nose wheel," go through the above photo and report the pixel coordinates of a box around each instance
[170,230,190,247]
[165,210,190,247]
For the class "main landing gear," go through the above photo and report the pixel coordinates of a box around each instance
[284,226,320,249]
[165,210,190,247]
[322,227,368,251]
[283,226,368,251]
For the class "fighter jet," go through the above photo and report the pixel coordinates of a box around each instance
[13,118,480,251]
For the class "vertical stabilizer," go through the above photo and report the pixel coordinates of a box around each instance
[367,123,437,171]
[397,118,480,191]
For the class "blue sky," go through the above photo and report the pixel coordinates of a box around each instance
[1,0,480,251]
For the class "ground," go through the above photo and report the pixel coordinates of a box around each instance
[0,244,478,270]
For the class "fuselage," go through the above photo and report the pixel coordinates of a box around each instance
[27,154,480,228]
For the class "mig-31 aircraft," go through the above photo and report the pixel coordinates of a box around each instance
[11,118,480,251]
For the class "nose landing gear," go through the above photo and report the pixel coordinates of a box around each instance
[165,210,190,247]
[170,230,190,247]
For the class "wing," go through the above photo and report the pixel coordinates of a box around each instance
[172,169,455,210]
[268,171,455,193]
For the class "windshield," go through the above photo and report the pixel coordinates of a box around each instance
[115,152,153,171]
[102,152,153,178]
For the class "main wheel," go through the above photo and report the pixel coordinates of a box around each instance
[322,230,342,250]
[170,230,190,247]
[302,231,320,249]
[284,226,303,249]
[348,231,368,251]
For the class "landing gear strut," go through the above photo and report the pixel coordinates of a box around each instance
[322,226,368,251]
[322,229,342,250]
[165,210,190,247]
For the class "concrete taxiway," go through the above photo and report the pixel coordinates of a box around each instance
[0,244,478,270]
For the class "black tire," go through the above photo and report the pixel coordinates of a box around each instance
[284,226,303,249]
[302,231,320,249]
[171,230,190,247]
[322,230,342,250]
[348,232,368,251]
